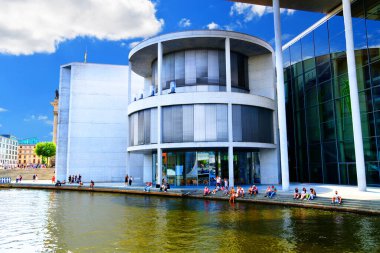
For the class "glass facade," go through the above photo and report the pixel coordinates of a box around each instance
[156,149,260,186]
[284,0,380,185]
[129,108,158,146]
[232,105,274,143]
[234,150,261,185]
[162,104,228,143]
[152,49,249,93]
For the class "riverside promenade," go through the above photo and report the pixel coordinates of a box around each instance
[1,180,380,215]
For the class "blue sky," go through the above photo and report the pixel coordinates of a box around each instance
[0,0,323,141]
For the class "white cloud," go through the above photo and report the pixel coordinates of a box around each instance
[207,22,220,30]
[0,0,164,55]
[0,107,7,112]
[230,3,295,22]
[24,114,53,125]
[129,41,140,49]
[178,18,191,28]
[37,115,48,121]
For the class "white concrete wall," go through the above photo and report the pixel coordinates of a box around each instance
[143,153,153,183]
[57,63,129,182]
[259,148,280,184]
[56,66,72,181]
[129,152,144,185]
[248,53,275,99]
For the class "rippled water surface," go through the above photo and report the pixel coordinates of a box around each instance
[1,189,380,252]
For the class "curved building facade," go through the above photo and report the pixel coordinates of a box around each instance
[127,30,279,187]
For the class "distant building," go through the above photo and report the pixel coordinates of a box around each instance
[18,138,41,167]
[0,135,18,169]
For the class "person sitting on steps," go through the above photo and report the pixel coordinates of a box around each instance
[268,185,277,199]
[203,186,211,196]
[293,188,301,199]
[144,182,152,192]
[331,190,342,204]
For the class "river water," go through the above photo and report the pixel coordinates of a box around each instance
[0,189,379,253]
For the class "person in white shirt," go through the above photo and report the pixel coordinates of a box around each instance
[331,190,342,204]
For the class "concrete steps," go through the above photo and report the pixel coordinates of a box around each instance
[2,183,380,214]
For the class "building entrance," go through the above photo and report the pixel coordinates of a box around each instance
[152,149,261,186]
[155,149,228,187]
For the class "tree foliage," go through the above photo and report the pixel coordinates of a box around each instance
[35,142,56,162]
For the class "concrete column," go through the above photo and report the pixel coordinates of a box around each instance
[225,38,232,92]
[273,0,290,192]
[50,99,59,145]
[228,146,234,188]
[157,105,162,185]
[342,0,367,191]
[126,152,130,177]
[228,103,234,187]
[128,63,132,104]
[157,42,163,95]
[157,148,162,185]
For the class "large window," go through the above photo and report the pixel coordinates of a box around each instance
[234,150,261,185]
[151,49,249,93]
[232,105,274,143]
[129,108,158,146]
[161,150,229,187]
[162,104,228,143]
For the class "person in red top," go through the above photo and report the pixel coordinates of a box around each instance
[52,175,56,184]
[203,186,211,196]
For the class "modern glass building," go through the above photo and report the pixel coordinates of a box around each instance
[127,30,279,187]
[234,0,380,189]
[283,0,380,186]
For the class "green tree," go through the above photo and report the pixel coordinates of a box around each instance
[35,142,56,167]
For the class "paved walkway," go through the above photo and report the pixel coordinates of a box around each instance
[2,181,380,215]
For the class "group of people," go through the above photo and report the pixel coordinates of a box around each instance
[293,187,317,200]
[55,179,91,188]
[68,174,82,184]
[204,184,277,203]
[125,175,133,186]
[203,183,260,203]
[228,186,249,203]
[264,185,277,198]
[203,181,262,203]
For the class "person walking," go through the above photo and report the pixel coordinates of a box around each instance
[125,174,129,186]
[224,178,229,190]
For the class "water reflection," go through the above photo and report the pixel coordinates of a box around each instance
[0,189,379,252]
